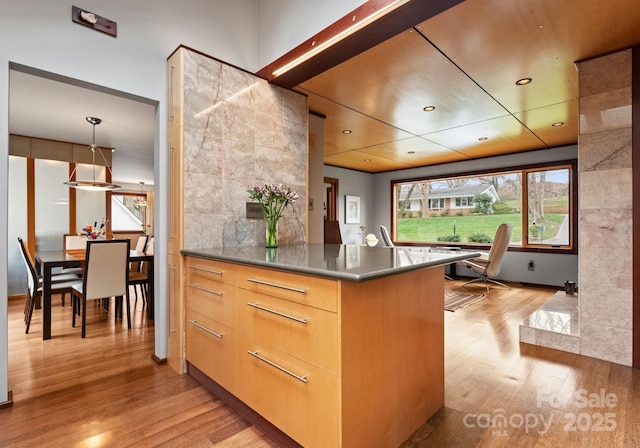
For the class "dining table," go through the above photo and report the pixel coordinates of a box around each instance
[34,247,154,340]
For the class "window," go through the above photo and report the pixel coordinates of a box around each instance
[454,197,474,208]
[111,193,148,232]
[392,161,575,251]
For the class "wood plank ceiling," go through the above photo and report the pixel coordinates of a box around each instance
[269,0,640,173]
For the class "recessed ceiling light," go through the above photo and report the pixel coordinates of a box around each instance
[478,137,488,141]
[342,129,352,134]
[516,78,532,85]
[364,159,371,162]
[423,106,436,112]
[552,121,565,127]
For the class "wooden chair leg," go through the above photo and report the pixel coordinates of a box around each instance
[72,294,78,327]
[25,292,36,334]
[81,297,87,338]
[126,293,131,329]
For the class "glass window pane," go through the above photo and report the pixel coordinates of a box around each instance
[526,168,570,245]
[75,163,107,231]
[395,172,523,245]
[35,159,70,251]
[111,194,147,231]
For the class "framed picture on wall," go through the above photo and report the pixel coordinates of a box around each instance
[345,195,360,224]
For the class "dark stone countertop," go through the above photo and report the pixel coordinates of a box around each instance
[182,243,480,282]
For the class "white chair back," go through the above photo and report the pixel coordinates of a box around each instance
[380,225,394,247]
[83,240,130,300]
[65,234,87,250]
[145,237,154,255]
[485,223,512,278]
[134,235,148,252]
[18,237,38,297]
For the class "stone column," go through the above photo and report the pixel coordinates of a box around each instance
[578,49,632,366]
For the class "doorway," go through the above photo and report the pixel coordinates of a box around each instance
[324,177,341,243]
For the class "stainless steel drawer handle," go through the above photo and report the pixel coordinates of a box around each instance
[247,302,308,324]
[246,278,307,294]
[248,350,308,383]
[189,265,223,275]
[188,320,223,339]
[188,283,223,297]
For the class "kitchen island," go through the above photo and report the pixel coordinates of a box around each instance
[181,244,479,447]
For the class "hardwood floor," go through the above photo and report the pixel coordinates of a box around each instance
[3,281,640,447]
[3,292,278,448]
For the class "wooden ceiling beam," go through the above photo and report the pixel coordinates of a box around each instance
[256,0,465,89]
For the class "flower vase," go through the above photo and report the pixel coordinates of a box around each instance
[266,220,278,248]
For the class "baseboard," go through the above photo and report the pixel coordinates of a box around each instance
[187,362,302,448]
[0,390,13,410]
[151,354,167,365]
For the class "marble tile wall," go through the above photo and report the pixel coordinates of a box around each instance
[578,49,633,366]
[180,49,308,249]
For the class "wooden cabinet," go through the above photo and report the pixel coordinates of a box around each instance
[186,309,237,393]
[183,255,445,448]
[237,334,339,448]
[237,288,338,374]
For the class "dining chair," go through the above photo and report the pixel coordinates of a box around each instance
[128,235,149,291]
[134,234,148,252]
[18,237,81,334]
[324,220,342,244]
[61,234,86,278]
[129,236,153,306]
[70,239,131,338]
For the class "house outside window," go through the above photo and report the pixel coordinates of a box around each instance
[390,161,575,251]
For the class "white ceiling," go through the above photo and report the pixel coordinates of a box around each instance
[9,68,156,186]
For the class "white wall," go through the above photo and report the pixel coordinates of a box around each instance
[375,145,579,286]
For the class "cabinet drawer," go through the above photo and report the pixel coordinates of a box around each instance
[238,288,338,374]
[236,264,338,312]
[237,335,338,448]
[185,280,237,329]
[185,257,237,287]
[186,309,237,394]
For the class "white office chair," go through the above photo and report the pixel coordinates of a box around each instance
[71,239,131,338]
[462,223,512,291]
[380,225,394,247]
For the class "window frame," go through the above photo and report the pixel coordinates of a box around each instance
[389,159,578,254]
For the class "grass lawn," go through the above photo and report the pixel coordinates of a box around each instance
[397,213,566,244]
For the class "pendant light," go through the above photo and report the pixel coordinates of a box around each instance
[64,117,121,191]
[134,181,148,207]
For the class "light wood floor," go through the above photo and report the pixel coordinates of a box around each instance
[3,281,640,447]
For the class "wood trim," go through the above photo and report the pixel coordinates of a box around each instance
[324,177,339,221]
[389,159,578,254]
[0,391,13,410]
[632,44,640,369]
[26,159,35,256]
[256,0,464,88]
[187,362,302,448]
[68,163,77,234]
[150,354,167,365]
